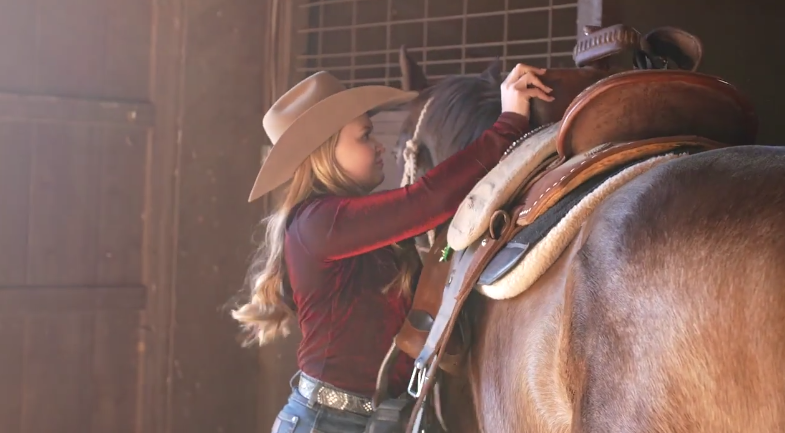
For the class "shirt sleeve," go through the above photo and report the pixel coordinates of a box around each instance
[289,112,530,261]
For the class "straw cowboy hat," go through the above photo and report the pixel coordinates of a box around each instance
[248,71,418,202]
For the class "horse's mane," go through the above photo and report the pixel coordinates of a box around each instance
[396,70,503,168]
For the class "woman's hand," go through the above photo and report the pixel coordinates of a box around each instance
[500,63,555,119]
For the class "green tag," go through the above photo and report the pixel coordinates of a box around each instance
[439,245,453,262]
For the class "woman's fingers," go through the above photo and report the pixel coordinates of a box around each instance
[524,87,555,102]
[513,72,553,94]
[503,63,547,86]
[500,63,553,115]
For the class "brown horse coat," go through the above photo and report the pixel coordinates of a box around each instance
[396,57,785,432]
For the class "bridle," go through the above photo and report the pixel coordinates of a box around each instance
[401,97,436,248]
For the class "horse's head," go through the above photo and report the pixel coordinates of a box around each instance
[395,46,506,181]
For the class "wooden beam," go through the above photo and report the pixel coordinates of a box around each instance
[0,92,154,127]
[0,285,147,313]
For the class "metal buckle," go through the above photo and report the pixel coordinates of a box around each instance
[407,365,427,398]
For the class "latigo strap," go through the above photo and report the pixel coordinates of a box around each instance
[406,212,520,432]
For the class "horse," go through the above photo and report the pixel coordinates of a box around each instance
[390,33,785,433]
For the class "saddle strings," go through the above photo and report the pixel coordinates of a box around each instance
[401,97,436,247]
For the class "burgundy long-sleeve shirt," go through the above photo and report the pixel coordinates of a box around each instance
[284,112,530,398]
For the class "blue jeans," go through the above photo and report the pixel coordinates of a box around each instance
[271,372,370,433]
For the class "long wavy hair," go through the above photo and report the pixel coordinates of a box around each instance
[232,132,421,346]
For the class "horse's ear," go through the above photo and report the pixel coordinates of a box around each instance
[480,58,503,83]
[399,45,429,91]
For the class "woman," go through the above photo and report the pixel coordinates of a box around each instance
[233,64,554,433]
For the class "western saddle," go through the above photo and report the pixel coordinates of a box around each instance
[373,24,758,433]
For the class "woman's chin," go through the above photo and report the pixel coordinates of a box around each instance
[364,173,385,193]
[373,174,385,190]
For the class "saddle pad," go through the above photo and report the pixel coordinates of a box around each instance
[476,152,686,300]
[477,163,613,286]
[447,122,561,251]
[475,141,709,285]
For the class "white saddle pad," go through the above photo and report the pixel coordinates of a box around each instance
[447,122,561,251]
[476,153,685,300]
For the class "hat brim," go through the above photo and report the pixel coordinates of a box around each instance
[249,86,418,202]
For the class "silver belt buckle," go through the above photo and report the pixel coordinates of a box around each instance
[298,375,317,400]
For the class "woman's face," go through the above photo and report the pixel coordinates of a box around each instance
[334,114,385,192]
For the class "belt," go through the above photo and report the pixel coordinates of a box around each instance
[297,372,374,416]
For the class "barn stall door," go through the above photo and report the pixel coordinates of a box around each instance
[0,0,153,431]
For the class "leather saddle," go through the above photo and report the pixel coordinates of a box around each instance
[528,24,706,128]
[373,24,758,433]
[446,68,759,251]
[557,69,757,159]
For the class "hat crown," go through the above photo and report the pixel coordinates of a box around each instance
[248,72,417,202]
[263,71,347,144]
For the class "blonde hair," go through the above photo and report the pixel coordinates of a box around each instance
[232,133,421,346]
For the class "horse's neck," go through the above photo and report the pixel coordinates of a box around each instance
[414,220,450,259]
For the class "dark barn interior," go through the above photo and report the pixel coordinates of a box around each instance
[0,0,781,432]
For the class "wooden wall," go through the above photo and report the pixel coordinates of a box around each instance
[0,0,152,430]
[164,0,269,431]
[0,0,269,431]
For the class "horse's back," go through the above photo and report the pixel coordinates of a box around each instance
[569,145,785,432]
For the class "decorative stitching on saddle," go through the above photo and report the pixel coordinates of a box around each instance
[585,142,614,157]
[520,156,591,216]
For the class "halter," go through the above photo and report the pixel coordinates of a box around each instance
[401,97,436,247]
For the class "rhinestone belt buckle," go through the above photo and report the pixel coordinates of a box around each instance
[318,387,373,415]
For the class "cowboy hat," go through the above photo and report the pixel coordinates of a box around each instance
[248,71,418,202]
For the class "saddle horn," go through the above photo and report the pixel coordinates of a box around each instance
[641,27,703,72]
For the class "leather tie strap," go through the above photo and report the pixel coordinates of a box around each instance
[406,214,520,433]
[372,342,400,409]
[414,246,474,369]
